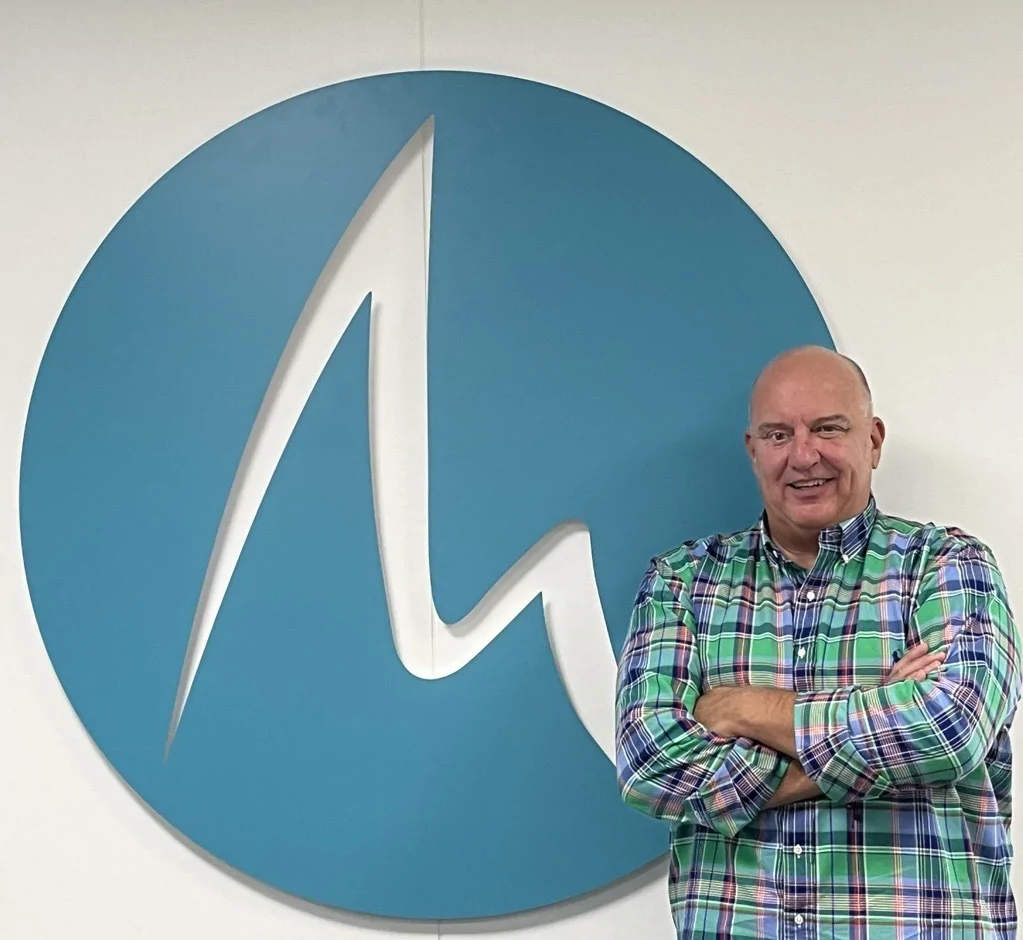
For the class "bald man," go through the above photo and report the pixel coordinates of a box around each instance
[615,347,1020,939]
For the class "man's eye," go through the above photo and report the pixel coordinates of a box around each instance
[767,431,789,443]
[816,425,844,435]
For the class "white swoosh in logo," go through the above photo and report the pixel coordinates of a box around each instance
[166,119,618,760]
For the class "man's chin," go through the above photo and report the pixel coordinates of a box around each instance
[785,501,841,531]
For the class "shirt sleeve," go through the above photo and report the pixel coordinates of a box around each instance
[616,559,790,836]
[793,542,1022,804]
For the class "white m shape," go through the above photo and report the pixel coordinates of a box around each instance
[166,120,618,761]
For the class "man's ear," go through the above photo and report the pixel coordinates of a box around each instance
[744,430,756,464]
[870,417,886,469]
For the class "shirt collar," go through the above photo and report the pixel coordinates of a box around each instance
[759,496,877,566]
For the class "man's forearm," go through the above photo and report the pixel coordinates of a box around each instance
[692,688,824,810]
[729,689,799,759]
[764,762,824,808]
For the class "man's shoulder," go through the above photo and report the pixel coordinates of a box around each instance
[654,524,757,579]
[872,508,997,565]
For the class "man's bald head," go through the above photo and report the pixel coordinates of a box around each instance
[749,346,873,426]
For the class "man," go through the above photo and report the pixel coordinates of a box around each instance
[615,346,1020,939]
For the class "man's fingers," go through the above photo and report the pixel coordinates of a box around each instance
[887,644,928,676]
[900,657,944,679]
[902,653,944,672]
[887,651,945,683]
[898,643,931,664]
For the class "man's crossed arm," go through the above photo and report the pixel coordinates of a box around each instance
[615,544,1021,834]
[694,644,947,808]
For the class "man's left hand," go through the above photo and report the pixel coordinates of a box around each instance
[693,686,750,739]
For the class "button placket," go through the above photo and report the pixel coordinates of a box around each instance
[792,564,828,685]
[779,805,817,938]
[793,587,817,683]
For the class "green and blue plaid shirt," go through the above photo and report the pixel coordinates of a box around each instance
[616,499,1020,939]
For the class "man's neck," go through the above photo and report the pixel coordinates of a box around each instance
[772,531,819,571]
[766,517,826,571]
[765,498,871,571]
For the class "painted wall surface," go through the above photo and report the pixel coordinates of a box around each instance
[3,2,1022,938]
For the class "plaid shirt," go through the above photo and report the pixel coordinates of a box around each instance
[616,499,1020,939]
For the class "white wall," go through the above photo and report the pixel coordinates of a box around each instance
[3,1,1023,937]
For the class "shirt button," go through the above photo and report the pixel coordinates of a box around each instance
[794,844,803,856]
[794,914,804,926]
[805,590,816,601]
[797,647,806,659]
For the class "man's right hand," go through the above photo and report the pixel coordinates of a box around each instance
[885,642,945,684]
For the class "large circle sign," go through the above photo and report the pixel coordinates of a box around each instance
[21,71,830,918]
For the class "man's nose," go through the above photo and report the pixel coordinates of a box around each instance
[789,431,820,470]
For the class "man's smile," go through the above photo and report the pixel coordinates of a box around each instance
[786,477,838,500]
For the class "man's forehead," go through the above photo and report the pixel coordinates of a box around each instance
[754,376,852,408]
[750,356,867,418]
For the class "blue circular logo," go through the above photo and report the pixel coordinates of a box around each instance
[21,71,829,919]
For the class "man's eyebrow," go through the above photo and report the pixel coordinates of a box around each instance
[812,414,852,425]
[755,422,792,435]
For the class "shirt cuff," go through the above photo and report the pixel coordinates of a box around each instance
[793,688,879,804]
[684,736,791,836]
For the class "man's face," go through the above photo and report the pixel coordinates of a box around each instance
[744,354,885,537]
